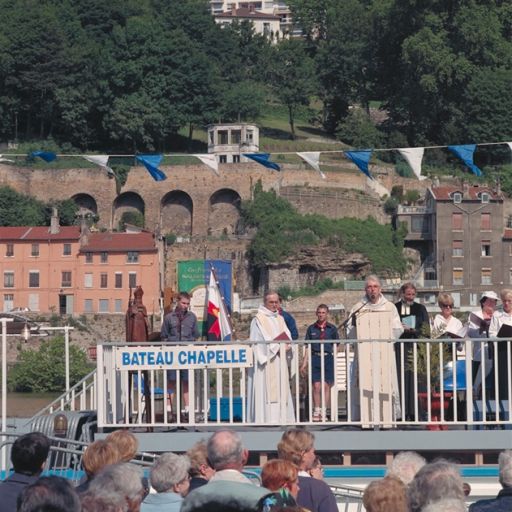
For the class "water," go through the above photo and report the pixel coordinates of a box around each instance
[4,392,60,418]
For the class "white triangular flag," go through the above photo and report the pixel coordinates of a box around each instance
[398,147,425,180]
[507,142,512,154]
[194,154,219,176]
[297,152,326,179]
[0,154,15,163]
[83,155,114,177]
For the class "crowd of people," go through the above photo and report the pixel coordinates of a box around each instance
[3,428,512,511]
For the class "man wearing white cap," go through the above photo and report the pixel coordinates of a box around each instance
[467,291,499,396]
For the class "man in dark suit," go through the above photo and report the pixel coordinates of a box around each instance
[0,432,50,512]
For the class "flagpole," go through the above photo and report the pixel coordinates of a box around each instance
[209,265,235,339]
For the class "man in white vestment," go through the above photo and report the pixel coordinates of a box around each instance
[247,291,296,423]
[347,275,404,424]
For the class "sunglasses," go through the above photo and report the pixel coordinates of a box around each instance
[441,304,453,309]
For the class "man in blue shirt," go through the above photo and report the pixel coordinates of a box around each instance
[301,304,339,422]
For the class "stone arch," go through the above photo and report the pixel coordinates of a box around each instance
[161,190,193,236]
[71,193,98,217]
[208,188,241,236]
[113,192,145,229]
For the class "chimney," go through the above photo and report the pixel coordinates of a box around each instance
[79,215,90,246]
[49,207,60,235]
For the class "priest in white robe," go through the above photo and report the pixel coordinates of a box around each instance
[247,291,296,424]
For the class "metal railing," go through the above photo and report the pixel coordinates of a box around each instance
[94,338,512,430]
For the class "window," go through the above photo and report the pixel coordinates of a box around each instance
[31,244,39,256]
[29,271,39,288]
[452,268,463,285]
[481,268,492,285]
[3,294,14,312]
[218,130,228,144]
[99,299,109,313]
[100,252,108,263]
[246,130,254,143]
[114,299,123,313]
[115,273,123,289]
[61,271,72,288]
[85,252,93,263]
[452,213,463,230]
[453,192,462,204]
[219,155,227,164]
[452,240,463,257]
[481,241,491,257]
[481,193,490,203]
[84,273,93,288]
[5,244,13,257]
[63,244,71,256]
[233,154,240,163]
[469,294,478,306]
[129,272,137,288]
[231,130,241,144]
[209,131,214,144]
[28,294,39,311]
[411,216,430,233]
[100,273,108,288]
[84,299,93,313]
[481,213,491,230]
[4,272,14,288]
[127,251,139,263]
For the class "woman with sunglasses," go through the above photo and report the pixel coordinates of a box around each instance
[432,293,464,338]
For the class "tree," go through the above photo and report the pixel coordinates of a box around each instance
[220,80,267,122]
[0,187,47,226]
[269,39,315,139]
[8,336,93,392]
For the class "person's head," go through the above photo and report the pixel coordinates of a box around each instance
[150,453,191,497]
[407,460,464,512]
[316,304,329,323]
[11,432,50,475]
[264,291,280,313]
[177,292,191,312]
[261,459,300,499]
[187,440,215,480]
[480,291,498,315]
[277,429,316,471]
[438,293,455,318]
[89,463,146,512]
[400,283,417,305]
[501,289,512,314]
[308,456,324,480]
[207,430,248,472]
[81,489,127,512]
[106,429,138,462]
[387,451,426,486]
[82,440,120,479]
[17,476,81,512]
[133,286,144,303]
[365,275,382,304]
[421,499,467,512]
[362,476,407,512]
[499,449,512,488]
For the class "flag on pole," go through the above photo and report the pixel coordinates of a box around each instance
[206,268,233,341]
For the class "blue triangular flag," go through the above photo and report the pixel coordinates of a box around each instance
[243,153,281,171]
[447,145,482,177]
[344,150,373,179]
[136,154,167,181]
[30,150,57,163]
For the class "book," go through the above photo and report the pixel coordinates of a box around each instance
[402,315,416,330]
[497,323,512,338]
[274,331,291,341]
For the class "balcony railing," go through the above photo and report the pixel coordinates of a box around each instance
[96,338,511,430]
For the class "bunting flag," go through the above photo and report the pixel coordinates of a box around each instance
[206,268,232,341]
[83,155,114,177]
[297,152,326,179]
[447,144,482,177]
[398,147,426,180]
[507,142,512,155]
[135,154,167,181]
[0,155,15,163]
[344,150,373,179]
[243,153,281,171]
[194,154,219,176]
[30,150,57,162]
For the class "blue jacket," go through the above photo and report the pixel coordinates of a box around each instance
[0,472,39,512]
[470,487,512,512]
[141,491,183,512]
[305,322,339,353]
[280,309,299,340]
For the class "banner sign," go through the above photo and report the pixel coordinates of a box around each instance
[115,344,252,371]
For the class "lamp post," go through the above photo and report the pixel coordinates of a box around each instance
[1,317,13,472]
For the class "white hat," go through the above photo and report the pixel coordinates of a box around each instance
[481,291,499,301]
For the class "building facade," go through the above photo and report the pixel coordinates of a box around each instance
[0,225,160,315]
[397,183,512,308]
[207,123,259,163]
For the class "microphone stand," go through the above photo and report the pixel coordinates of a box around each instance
[339,299,369,337]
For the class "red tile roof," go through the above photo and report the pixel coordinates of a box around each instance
[216,7,280,19]
[0,226,81,241]
[81,232,157,253]
[430,185,502,201]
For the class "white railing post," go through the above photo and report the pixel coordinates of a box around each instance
[1,317,13,473]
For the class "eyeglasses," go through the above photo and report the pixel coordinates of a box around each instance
[441,304,453,309]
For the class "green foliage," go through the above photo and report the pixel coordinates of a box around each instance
[165,233,177,245]
[383,197,398,215]
[242,185,406,274]
[8,336,93,392]
[0,187,47,226]
[336,109,383,148]
[278,278,345,299]
[120,211,144,229]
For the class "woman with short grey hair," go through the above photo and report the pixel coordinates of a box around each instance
[141,453,191,512]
